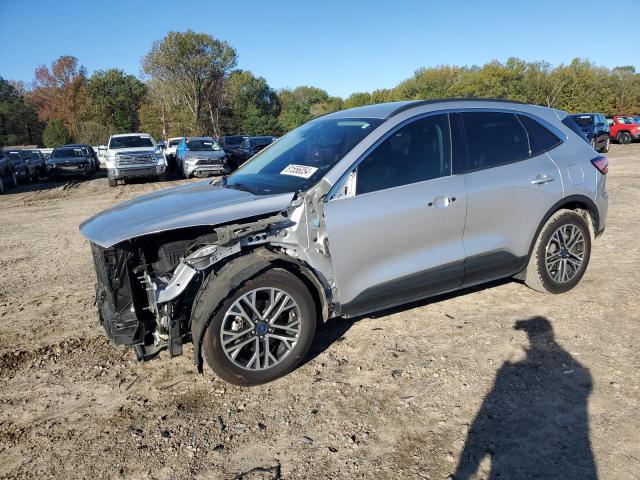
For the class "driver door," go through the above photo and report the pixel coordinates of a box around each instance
[323,113,467,315]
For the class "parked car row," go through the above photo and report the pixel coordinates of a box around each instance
[162,134,278,179]
[0,145,99,194]
[568,112,640,151]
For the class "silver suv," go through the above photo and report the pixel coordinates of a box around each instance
[80,99,608,385]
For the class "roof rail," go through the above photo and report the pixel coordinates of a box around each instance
[387,98,527,118]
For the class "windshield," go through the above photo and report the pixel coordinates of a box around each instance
[109,135,154,149]
[169,139,181,147]
[52,148,83,158]
[250,137,273,147]
[223,136,245,146]
[225,117,383,195]
[571,115,594,127]
[7,152,20,160]
[187,138,221,151]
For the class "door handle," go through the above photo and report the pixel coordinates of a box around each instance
[531,174,554,185]
[427,196,457,208]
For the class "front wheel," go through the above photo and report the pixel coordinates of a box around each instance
[524,210,591,294]
[618,132,632,144]
[107,178,117,187]
[202,268,317,386]
[0,176,5,194]
[599,138,610,153]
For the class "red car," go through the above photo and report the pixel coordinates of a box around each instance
[607,115,640,144]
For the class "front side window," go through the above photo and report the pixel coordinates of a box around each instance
[355,114,451,195]
[517,114,562,155]
[225,117,383,195]
[461,112,529,171]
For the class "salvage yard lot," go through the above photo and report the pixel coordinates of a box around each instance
[1,145,639,479]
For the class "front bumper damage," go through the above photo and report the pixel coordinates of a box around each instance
[90,213,297,362]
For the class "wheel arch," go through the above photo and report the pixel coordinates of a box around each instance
[190,247,329,373]
[522,195,599,274]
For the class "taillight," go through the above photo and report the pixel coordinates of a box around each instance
[590,155,608,174]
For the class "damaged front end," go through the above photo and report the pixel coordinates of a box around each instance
[89,204,332,366]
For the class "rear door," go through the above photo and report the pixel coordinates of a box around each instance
[324,113,467,315]
[453,111,564,284]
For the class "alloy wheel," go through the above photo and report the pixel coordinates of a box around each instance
[545,224,585,283]
[220,287,301,371]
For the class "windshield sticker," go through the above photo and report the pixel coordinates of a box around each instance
[280,164,318,178]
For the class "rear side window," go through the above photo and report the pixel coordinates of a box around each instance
[517,115,562,156]
[356,114,451,195]
[561,116,590,144]
[460,112,529,171]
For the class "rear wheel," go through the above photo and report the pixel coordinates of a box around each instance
[202,268,317,386]
[618,131,632,144]
[525,209,591,294]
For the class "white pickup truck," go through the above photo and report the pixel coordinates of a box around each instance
[105,133,167,187]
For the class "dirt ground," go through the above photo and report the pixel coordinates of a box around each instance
[0,145,638,479]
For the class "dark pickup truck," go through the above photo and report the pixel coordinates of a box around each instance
[569,113,610,153]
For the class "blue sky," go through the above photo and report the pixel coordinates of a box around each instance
[1,0,638,98]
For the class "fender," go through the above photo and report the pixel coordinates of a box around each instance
[523,194,600,269]
[190,248,330,372]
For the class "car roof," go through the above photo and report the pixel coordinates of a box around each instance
[111,133,151,137]
[186,136,215,140]
[322,98,531,120]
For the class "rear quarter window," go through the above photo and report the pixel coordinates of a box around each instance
[517,115,563,155]
[561,116,590,144]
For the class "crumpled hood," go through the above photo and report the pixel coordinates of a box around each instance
[79,180,294,248]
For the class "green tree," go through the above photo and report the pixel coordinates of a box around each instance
[88,69,146,133]
[225,70,280,135]
[0,78,43,147]
[43,120,72,147]
[142,30,237,135]
[277,86,342,131]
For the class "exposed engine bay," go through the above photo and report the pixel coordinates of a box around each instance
[90,191,334,370]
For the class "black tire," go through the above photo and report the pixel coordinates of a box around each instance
[590,138,596,150]
[157,172,167,182]
[0,176,5,194]
[599,138,610,153]
[12,172,18,188]
[108,178,117,187]
[617,131,632,145]
[524,209,591,294]
[202,268,317,386]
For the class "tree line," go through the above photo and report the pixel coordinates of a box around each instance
[1,30,639,148]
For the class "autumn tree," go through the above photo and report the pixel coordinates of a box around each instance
[29,56,89,135]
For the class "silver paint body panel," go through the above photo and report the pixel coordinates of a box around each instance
[79,180,294,248]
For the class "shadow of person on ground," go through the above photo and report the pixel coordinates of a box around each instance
[453,316,597,480]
